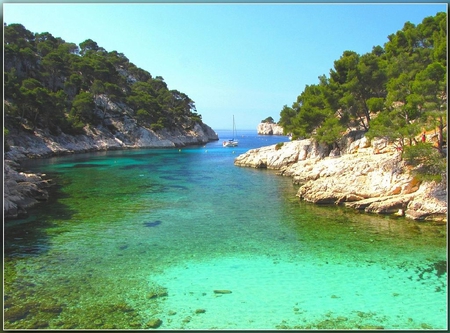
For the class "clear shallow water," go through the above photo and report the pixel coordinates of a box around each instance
[4,130,447,329]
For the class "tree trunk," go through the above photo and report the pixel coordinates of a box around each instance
[363,104,371,129]
[358,113,368,130]
[437,115,444,156]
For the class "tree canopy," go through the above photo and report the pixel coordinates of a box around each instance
[261,116,275,124]
[278,12,447,157]
[4,23,203,135]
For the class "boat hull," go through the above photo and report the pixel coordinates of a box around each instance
[223,140,238,147]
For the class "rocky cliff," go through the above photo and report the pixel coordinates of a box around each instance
[5,93,218,160]
[234,137,447,222]
[4,24,221,219]
[257,123,285,135]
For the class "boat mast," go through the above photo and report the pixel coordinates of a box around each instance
[232,115,235,140]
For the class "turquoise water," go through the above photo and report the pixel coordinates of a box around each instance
[4,130,447,329]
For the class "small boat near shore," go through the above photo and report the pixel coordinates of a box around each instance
[223,115,238,147]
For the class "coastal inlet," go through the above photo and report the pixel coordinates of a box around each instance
[4,131,447,329]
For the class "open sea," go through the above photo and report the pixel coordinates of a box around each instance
[4,130,447,330]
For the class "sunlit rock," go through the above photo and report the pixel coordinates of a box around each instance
[235,135,447,221]
[257,123,284,135]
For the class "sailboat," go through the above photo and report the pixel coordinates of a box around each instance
[223,115,239,147]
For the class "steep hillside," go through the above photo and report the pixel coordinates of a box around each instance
[4,23,218,158]
[3,23,219,218]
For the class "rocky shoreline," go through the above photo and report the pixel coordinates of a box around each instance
[257,123,285,135]
[4,121,218,219]
[235,137,447,222]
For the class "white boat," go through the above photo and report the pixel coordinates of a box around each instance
[223,115,239,147]
[223,139,238,147]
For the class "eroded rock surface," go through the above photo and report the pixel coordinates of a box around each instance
[257,123,285,135]
[4,160,53,219]
[235,137,447,222]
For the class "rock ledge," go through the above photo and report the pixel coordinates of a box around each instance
[257,123,285,135]
[235,138,447,222]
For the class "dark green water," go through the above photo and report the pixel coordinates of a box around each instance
[4,131,447,329]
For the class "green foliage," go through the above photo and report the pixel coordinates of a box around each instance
[262,116,275,124]
[326,48,388,130]
[279,81,334,140]
[366,107,421,151]
[65,114,86,135]
[190,114,202,123]
[4,127,10,152]
[79,39,99,56]
[4,23,203,136]
[135,109,150,125]
[279,11,447,161]
[275,142,284,150]
[366,97,384,112]
[71,92,96,124]
[150,122,165,131]
[403,143,446,182]
[314,117,345,145]
[279,105,297,136]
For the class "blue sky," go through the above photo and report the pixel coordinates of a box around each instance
[3,3,447,130]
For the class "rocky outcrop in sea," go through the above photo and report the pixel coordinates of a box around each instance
[234,136,447,222]
[257,123,284,135]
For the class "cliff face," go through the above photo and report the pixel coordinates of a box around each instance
[234,137,447,222]
[257,123,285,135]
[5,94,218,160]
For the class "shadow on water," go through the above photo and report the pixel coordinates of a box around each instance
[416,260,448,279]
[4,179,77,259]
[120,163,159,171]
[143,220,162,227]
[69,163,109,169]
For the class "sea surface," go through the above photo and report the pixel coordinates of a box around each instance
[4,130,447,329]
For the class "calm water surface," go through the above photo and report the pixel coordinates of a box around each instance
[4,130,447,329]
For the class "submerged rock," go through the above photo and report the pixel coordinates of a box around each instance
[147,287,168,299]
[147,290,168,299]
[4,306,31,322]
[213,289,232,294]
[146,318,162,329]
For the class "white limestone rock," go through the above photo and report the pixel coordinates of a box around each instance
[405,182,447,222]
[234,135,447,221]
[257,123,285,135]
[234,140,328,169]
